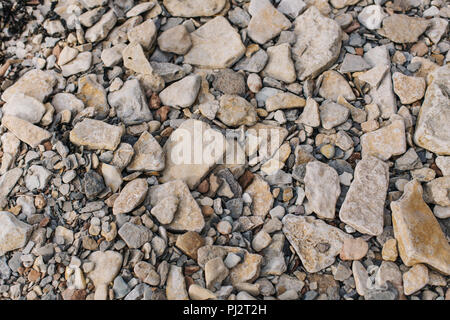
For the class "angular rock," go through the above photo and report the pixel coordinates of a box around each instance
[292,6,342,80]
[319,70,355,101]
[113,179,148,215]
[2,115,51,148]
[157,25,191,55]
[304,161,340,220]
[297,98,320,127]
[340,54,371,73]
[235,50,268,73]
[150,196,179,225]
[0,211,32,256]
[424,177,450,207]
[163,0,227,17]
[392,72,426,105]
[184,17,245,69]
[403,264,429,295]
[122,42,154,75]
[61,52,92,77]
[85,10,117,43]
[3,93,46,124]
[52,93,84,115]
[391,180,450,275]
[266,92,306,112]
[82,171,105,200]
[127,19,157,50]
[339,156,389,236]
[147,180,205,232]
[70,119,124,151]
[0,168,23,208]
[217,95,258,127]
[160,119,226,190]
[244,175,273,218]
[357,4,387,30]
[166,265,188,300]
[414,64,450,155]
[108,79,152,125]
[361,118,406,161]
[159,75,201,108]
[127,131,165,172]
[77,74,110,119]
[319,101,350,130]
[118,222,151,248]
[282,214,352,273]
[212,69,246,96]
[379,14,430,43]
[175,231,205,261]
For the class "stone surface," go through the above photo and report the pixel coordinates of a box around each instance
[118,222,151,248]
[0,211,32,256]
[60,52,92,77]
[147,180,205,232]
[379,14,430,43]
[361,118,406,161]
[414,64,450,155]
[266,92,306,112]
[159,75,201,108]
[184,17,246,69]
[113,179,148,215]
[166,265,188,300]
[163,0,227,17]
[319,70,356,102]
[160,119,226,190]
[127,19,157,50]
[297,98,320,127]
[263,43,296,83]
[158,25,191,55]
[340,238,369,261]
[282,214,352,273]
[87,250,123,300]
[357,5,387,30]
[217,95,258,127]
[392,72,426,105]
[127,131,165,172]
[403,264,429,295]
[304,161,340,220]
[3,93,46,124]
[245,175,274,218]
[292,6,342,80]
[70,119,124,151]
[339,156,389,236]
[2,115,51,148]
[424,177,450,207]
[85,10,117,43]
[77,74,110,119]
[151,196,178,225]
[391,180,450,275]
[175,231,205,261]
[319,101,350,130]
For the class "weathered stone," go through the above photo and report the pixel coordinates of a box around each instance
[330,0,361,9]
[58,46,79,66]
[52,93,84,115]
[157,25,191,55]
[244,175,273,218]
[113,179,148,215]
[426,17,448,44]
[25,165,52,191]
[70,119,124,151]
[379,14,430,43]
[361,118,406,161]
[264,43,296,83]
[319,70,355,101]
[1,69,56,103]
[87,251,123,300]
[248,0,291,45]
[229,252,263,285]
[319,101,350,130]
[266,92,306,112]
[391,180,450,275]
[0,212,32,256]
[403,264,429,295]
[235,50,268,73]
[108,79,152,125]
[212,69,246,96]
[340,54,370,73]
[118,222,151,248]
[163,0,227,17]
[392,72,426,105]
[127,131,165,172]
[166,265,188,300]
[2,115,51,148]
[424,177,450,207]
[3,93,46,124]
[77,74,109,119]
[188,284,216,300]
[160,119,226,190]
[382,239,398,261]
[159,75,201,108]
[205,257,229,289]
[101,163,122,193]
[150,196,178,225]
[340,238,369,261]
[217,95,258,127]
[82,171,105,200]
[357,4,387,30]
[127,19,157,50]
[175,231,205,261]
[85,10,117,43]
[414,64,450,155]
[297,98,320,127]
[184,17,245,69]
[147,180,205,232]
[339,156,389,236]
[60,52,92,77]
[122,42,153,75]
[0,168,23,208]
[282,214,352,273]
[292,6,342,80]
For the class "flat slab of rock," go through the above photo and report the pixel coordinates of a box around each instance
[282,214,352,273]
[304,161,340,219]
[70,119,124,151]
[184,16,245,69]
[61,52,92,77]
[392,72,426,105]
[108,79,152,125]
[1,69,56,103]
[159,75,201,108]
[160,119,226,190]
[361,118,406,161]
[339,155,389,236]
[245,175,274,218]
[166,265,188,300]
[163,0,227,17]
[248,0,291,45]
[127,131,165,172]
[378,14,430,43]
[2,115,51,148]
[391,180,450,275]
[147,180,205,232]
[0,211,32,256]
[292,6,342,80]
[319,70,355,101]
[118,222,151,248]
[414,64,450,155]
[113,178,148,215]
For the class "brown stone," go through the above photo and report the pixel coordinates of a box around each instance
[176,231,205,260]
[340,238,369,261]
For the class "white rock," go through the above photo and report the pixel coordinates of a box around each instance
[60,52,92,77]
[3,93,46,124]
[58,46,79,66]
[85,10,117,43]
[264,43,296,83]
[358,5,387,30]
[159,75,201,108]
[0,211,32,256]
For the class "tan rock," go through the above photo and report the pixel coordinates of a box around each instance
[188,284,216,300]
[361,118,406,161]
[379,14,430,44]
[147,180,205,232]
[0,211,32,255]
[205,257,229,289]
[184,16,245,69]
[127,131,165,172]
[245,123,289,163]
[403,264,429,295]
[77,74,110,119]
[304,161,340,220]
[229,252,263,285]
[166,265,188,300]
[265,92,306,112]
[163,0,227,17]
[391,180,450,275]
[282,214,352,273]
[244,175,273,218]
[339,155,389,236]
[2,115,51,148]
[217,95,258,127]
[113,178,148,215]
[70,119,124,151]
[127,19,157,50]
[330,0,361,9]
[87,250,123,300]
[160,119,226,190]
[392,72,426,104]
[424,177,450,207]
[175,231,205,260]
[157,25,191,55]
[297,98,320,127]
[122,42,153,75]
[382,239,398,261]
[319,70,355,101]
[263,43,296,83]
[340,238,369,261]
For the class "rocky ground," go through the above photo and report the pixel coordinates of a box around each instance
[0,0,449,301]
